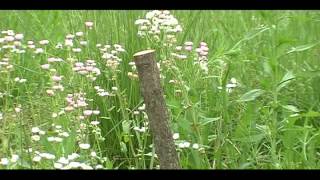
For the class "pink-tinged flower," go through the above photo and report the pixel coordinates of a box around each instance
[39,40,49,45]
[93,110,100,115]
[65,106,74,112]
[83,110,93,116]
[184,45,192,51]
[14,34,24,40]
[41,64,50,70]
[76,32,84,37]
[200,46,209,52]
[184,41,193,46]
[85,21,94,29]
[52,75,62,82]
[200,51,208,56]
[200,42,207,47]
[46,89,55,96]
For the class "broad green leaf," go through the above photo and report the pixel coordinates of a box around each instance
[233,134,265,143]
[287,42,319,54]
[120,141,128,153]
[105,158,114,169]
[199,116,221,126]
[122,120,131,134]
[167,99,180,109]
[239,162,254,169]
[277,71,295,92]
[244,27,270,41]
[123,134,130,143]
[226,27,269,55]
[303,111,320,118]
[282,105,300,113]
[263,60,273,75]
[238,89,265,102]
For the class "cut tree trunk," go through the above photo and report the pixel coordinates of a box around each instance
[133,50,180,169]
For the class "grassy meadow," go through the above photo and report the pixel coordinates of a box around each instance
[0,10,320,169]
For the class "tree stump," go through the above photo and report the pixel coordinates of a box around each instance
[133,50,180,169]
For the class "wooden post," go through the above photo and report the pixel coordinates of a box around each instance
[133,50,180,169]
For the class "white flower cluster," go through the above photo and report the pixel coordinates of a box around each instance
[14,77,27,83]
[127,62,139,80]
[85,21,94,29]
[135,10,182,47]
[73,60,101,81]
[32,39,49,54]
[99,44,125,70]
[41,57,65,96]
[195,42,209,74]
[64,92,88,112]
[0,57,13,72]
[31,127,46,142]
[53,152,104,170]
[94,86,110,97]
[218,77,239,93]
[0,30,26,54]
[0,154,19,166]
[89,119,105,141]
[132,104,149,133]
[32,151,56,162]
[171,41,194,60]
[45,124,70,143]
[172,133,205,152]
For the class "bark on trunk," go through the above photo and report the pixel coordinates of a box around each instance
[133,50,180,169]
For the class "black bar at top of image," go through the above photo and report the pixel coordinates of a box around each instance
[0,0,320,10]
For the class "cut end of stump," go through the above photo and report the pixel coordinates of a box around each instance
[133,49,155,57]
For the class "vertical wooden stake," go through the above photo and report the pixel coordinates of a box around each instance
[133,50,180,169]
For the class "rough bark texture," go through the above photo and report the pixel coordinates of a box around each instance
[133,50,180,169]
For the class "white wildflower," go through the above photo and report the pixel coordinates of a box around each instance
[67,153,80,160]
[172,133,179,140]
[79,143,91,150]
[39,40,49,45]
[10,154,19,163]
[83,110,93,116]
[192,143,200,149]
[90,151,97,157]
[90,121,100,126]
[54,163,63,169]
[31,127,41,133]
[76,32,84,37]
[32,156,41,162]
[57,157,69,165]
[31,135,40,141]
[0,158,9,165]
